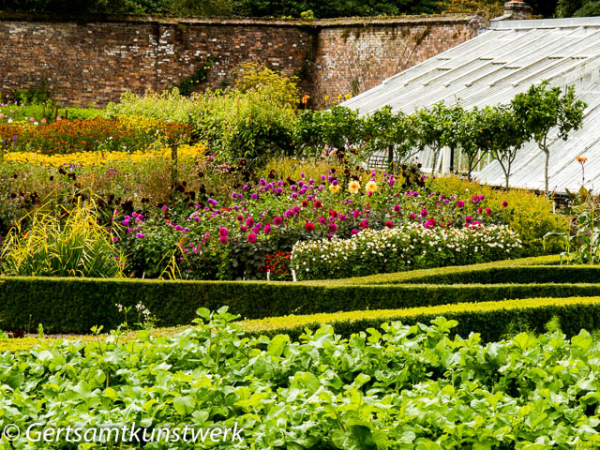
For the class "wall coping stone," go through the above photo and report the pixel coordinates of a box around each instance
[0,11,482,29]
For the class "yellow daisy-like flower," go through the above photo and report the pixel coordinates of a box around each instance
[329,184,342,194]
[348,180,360,194]
[365,181,378,193]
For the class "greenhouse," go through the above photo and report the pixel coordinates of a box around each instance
[343,16,600,193]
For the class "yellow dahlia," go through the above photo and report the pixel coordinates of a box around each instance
[365,180,378,193]
[329,184,342,194]
[348,180,360,194]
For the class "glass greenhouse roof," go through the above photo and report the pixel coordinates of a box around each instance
[342,17,600,193]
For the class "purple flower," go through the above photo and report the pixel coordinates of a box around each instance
[420,209,428,218]
[175,225,183,231]
[273,216,283,226]
[329,223,338,232]
[220,236,228,244]
[351,228,359,235]
[219,227,229,236]
[264,225,272,235]
[136,233,145,239]
[247,233,257,243]
[162,205,168,211]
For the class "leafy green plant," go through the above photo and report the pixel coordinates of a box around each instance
[175,58,214,96]
[547,189,600,264]
[4,310,600,448]
[0,197,124,278]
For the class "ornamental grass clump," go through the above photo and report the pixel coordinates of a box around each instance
[0,198,124,277]
[291,223,523,280]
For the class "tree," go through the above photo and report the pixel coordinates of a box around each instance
[414,102,457,176]
[457,106,488,181]
[478,105,528,190]
[362,106,419,171]
[512,81,587,194]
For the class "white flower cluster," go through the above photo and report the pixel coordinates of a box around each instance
[290,223,523,280]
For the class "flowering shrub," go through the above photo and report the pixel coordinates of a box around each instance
[290,224,523,280]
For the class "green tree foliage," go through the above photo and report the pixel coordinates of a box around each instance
[440,0,558,17]
[0,0,168,14]
[362,106,419,170]
[413,102,458,176]
[476,105,528,190]
[0,0,443,17]
[573,1,600,16]
[512,81,587,194]
[456,106,486,181]
[556,0,600,17]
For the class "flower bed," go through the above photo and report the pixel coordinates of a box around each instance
[0,116,191,155]
[291,224,523,280]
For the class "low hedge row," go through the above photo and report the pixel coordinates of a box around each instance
[3,270,600,333]
[331,255,561,285]
[398,266,600,285]
[241,296,600,342]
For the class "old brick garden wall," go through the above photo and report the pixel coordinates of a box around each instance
[0,13,487,108]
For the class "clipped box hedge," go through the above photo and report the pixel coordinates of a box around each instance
[329,255,561,285]
[241,296,600,342]
[0,255,590,334]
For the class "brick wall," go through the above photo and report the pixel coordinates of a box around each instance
[0,13,486,108]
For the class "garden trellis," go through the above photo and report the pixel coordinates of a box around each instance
[343,16,600,193]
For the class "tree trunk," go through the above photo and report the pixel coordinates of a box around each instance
[543,147,550,195]
[431,148,439,176]
[388,144,394,172]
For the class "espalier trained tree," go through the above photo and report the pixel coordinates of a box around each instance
[512,81,587,195]
[473,104,528,191]
[362,106,419,171]
[413,102,458,176]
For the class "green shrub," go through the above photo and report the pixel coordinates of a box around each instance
[192,87,298,164]
[242,296,600,341]
[0,199,124,278]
